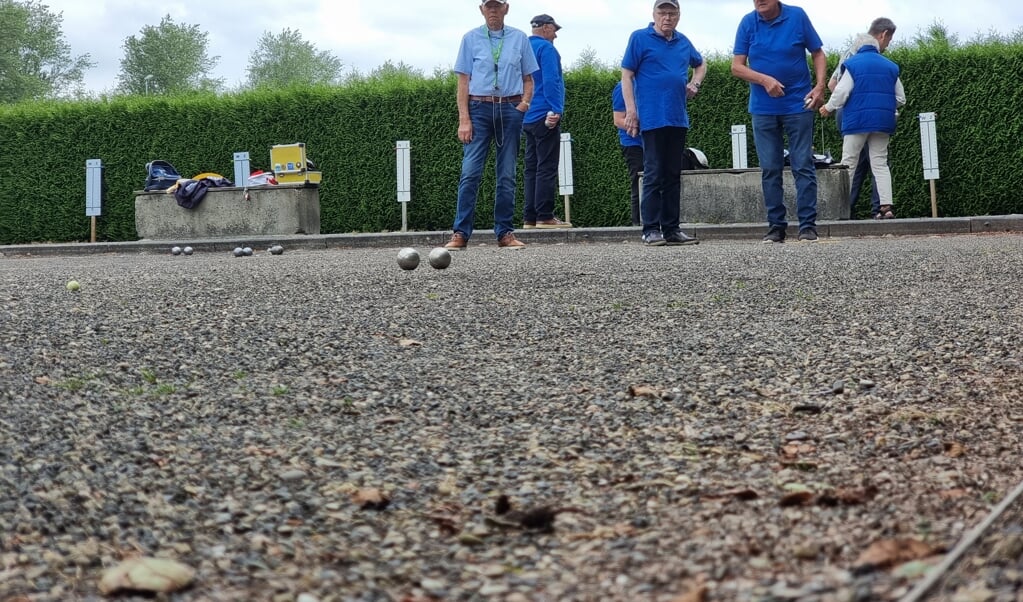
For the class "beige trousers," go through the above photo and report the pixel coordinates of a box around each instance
[841,132,893,206]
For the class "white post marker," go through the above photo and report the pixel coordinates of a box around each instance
[558,132,575,226]
[919,112,939,217]
[731,125,748,169]
[85,159,102,243]
[396,140,411,232]
[233,152,250,187]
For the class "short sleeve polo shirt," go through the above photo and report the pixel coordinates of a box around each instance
[455,26,539,97]
[733,4,823,115]
[622,24,704,131]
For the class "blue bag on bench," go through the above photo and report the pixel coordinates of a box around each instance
[144,160,182,191]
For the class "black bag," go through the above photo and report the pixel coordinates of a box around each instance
[144,160,182,191]
[682,148,709,170]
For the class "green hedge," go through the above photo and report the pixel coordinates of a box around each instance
[1,43,1021,244]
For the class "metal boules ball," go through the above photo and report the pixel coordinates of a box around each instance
[171,246,182,256]
[233,247,244,257]
[242,247,253,256]
[428,247,451,269]
[397,247,420,271]
[269,245,284,255]
[182,246,193,256]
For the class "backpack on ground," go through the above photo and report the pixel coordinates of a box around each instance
[144,160,182,191]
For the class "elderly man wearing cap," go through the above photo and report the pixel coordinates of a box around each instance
[521,13,570,230]
[621,0,706,246]
[731,0,828,243]
[445,0,538,251]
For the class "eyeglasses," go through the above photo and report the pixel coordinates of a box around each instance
[655,11,680,19]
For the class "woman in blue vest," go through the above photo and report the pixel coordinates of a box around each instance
[821,38,906,219]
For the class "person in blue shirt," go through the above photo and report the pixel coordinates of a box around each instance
[622,0,706,246]
[522,14,570,230]
[612,82,644,227]
[731,0,828,243]
[445,0,539,251]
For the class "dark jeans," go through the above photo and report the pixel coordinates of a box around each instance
[621,144,644,226]
[640,126,687,235]
[522,120,562,223]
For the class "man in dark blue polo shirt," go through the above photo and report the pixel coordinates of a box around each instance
[621,0,706,246]
[446,0,539,251]
[612,81,644,227]
[731,0,828,243]
[522,13,570,230]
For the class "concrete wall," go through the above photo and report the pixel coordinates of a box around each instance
[135,184,321,240]
[676,166,851,224]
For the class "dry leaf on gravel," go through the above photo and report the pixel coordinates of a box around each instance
[672,581,709,602]
[487,494,585,532]
[628,384,660,398]
[779,491,815,507]
[351,487,390,510]
[939,488,971,500]
[945,441,967,457]
[712,487,761,501]
[780,443,817,457]
[97,557,195,595]
[853,538,943,573]
[398,338,422,347]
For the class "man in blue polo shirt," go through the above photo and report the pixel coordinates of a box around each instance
[522,14,570,230]
[621,0,706,246]
[612,81,644,227]
[445,0,539,251]
[731,0,828,243]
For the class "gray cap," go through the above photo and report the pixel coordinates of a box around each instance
[655,0,680,8]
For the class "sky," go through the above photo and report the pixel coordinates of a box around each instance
[42,0,1023,93]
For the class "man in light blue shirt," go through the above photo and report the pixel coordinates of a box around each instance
[445,0,538,250]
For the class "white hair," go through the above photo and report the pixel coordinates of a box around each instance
[852,33,879,51]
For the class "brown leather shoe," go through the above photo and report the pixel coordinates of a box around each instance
[522,222,536,229]
[498,232,525,249]
[444,232,467,250]
[535,217,572,229]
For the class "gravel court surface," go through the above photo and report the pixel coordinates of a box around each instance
[1,234,1022,601]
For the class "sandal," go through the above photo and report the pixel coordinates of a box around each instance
[874,205,895,219]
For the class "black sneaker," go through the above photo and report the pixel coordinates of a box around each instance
[762,226,786,244]
[798,228,819,242]
[643,231,666,246]
[664,230,699,245]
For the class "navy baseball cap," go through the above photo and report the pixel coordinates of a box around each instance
[530,14,562,31]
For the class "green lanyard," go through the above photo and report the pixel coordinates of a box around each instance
[483,26,504,90]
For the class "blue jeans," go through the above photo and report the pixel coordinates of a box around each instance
[454,101,524,240]
[752,112,817,230]
[522,119,561,223]
[849,144,881,216]
[640,126,687,235]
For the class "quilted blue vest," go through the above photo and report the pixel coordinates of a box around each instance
[840,46,900,135]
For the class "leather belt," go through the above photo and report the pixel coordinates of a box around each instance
[469,94,523,104]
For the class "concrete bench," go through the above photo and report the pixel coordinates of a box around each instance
[640,166,851,224]
[134,183,321,240]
